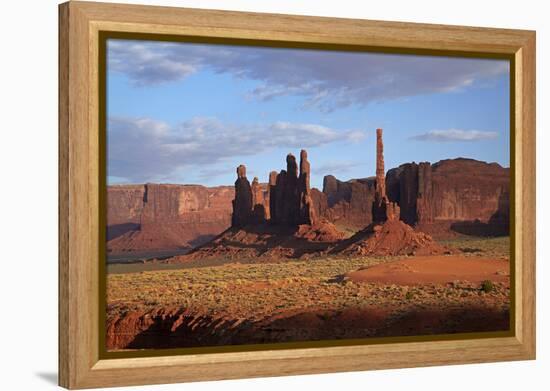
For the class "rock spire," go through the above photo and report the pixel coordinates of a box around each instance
[372,128,400,223]
[231,165,253,227]
[232,150,318,228]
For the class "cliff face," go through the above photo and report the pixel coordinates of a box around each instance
[320,158,509,237]
[107,158,510,254]
[107,184,234,253]
[106,185,145,240]
[319,176,376,231]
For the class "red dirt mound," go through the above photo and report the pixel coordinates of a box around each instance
[335,220,448,256]
[295,220,346,242]
[345,256,510,286]
[169,221,345,262]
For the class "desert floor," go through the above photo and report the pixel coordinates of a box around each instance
[106,236,510,351]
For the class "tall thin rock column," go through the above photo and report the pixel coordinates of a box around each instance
[375,128,386,199]
[372,128,400,222]
[283,153,300,224]
[299,149,317,225]
[268,171,278,223]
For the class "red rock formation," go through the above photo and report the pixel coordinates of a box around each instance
[295,221,345,242]
[107,184,234,253]
[283,153,300,224]
[320,176,376,231]
[268,171,278,221]
[251,176,270,223]
[272,169,287,225]
[265,150,318,227]
[375,128,386,198]
[175,223,341,263]
[416,162,434,223]
[298,149,317,225]
[107,303,509,350]
[178,150,345,262]
[336,219,448,257]
[108,153,510,256]
[107,185,145,240]
[232,165,253,227]
[385,158,509,237]
[386,202,401,222]
[372,128,401,223]
[318,129,508,238]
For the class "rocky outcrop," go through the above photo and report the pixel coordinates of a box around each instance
[108,154,510,255]
[107,185,145,240]
[174,223,341,263]
[269,153,300,225]
[231,165,254,227]
[372,129,401,223]
[326,128,446,257]
[319,176,376,231]
[230,166,273,227]
[107,303,509,351]
[107,184,234,253]
[239,150,317,227]
[385,158,509,237]
[320,155,509,237]
[251,176,270,222]
[298,150,317,225]
[334,220,448,257]
[177,150,344,263]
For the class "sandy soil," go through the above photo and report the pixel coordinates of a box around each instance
[345,256,509,286]
[106,247,511,350]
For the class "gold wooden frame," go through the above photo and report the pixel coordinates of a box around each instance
[59,1,536,389]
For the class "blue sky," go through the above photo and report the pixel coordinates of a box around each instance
[106,39,510,190]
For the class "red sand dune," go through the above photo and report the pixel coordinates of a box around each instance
[345,256,510,286]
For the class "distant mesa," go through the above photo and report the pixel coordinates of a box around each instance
[106,129,510,259]
[319,158,509,239]
[106,183,234,255]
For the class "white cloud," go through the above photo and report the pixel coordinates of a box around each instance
[107,116,366,183]
[410,129,499,142]
[108,39,509,112]
[312,161,365,175]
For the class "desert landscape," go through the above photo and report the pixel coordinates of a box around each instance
[106,129,510,351]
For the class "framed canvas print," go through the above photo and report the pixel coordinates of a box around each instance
[58,1,536,389]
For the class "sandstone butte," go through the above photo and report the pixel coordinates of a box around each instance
[107,130,509,256]
[174,130,457,261]
[107,184,235,254]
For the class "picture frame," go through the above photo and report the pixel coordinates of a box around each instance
[58,1,536,389]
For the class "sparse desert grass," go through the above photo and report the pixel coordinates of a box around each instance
[107,256,391,317]
[441,236,509,258]
[481,279,495,293]
[107,247,510,322]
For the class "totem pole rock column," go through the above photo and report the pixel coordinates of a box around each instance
[299,149,317,225]
[231,164,253,227]
[372,128,400,223]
